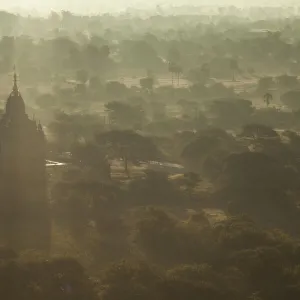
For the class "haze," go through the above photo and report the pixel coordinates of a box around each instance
[1,0,299,14]
[1,1,300,300]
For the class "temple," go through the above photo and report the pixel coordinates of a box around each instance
[0,70,51,251]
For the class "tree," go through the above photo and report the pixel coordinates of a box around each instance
[105,101,145,128]
[76,69,89,84]
[100,44,110,58]
[89,75,102,92]
[181,128,236,175]
[129,170,175,204]
[183,172,201,199]
[177,99,201,120]
[282,130,300,153]
[120,40,162,70]
[239,124,279,139]
[190,85,211,102]
[229,58,239,82]
[281,90,300,110]
[263,92,273,107]
[177,98,189,114]
[95,130,161,177]
[100,261,160,300]
[83,43,110,73]
[276,74,298,90]
[51,36,79,71]
[105,81,128,100]
[49,111,105,151]
[168,62,177,86]
[208,98,253,129]
[134,206,215,264]
[140,76,154,93]
[209,83,234,98]
[223,152,281,190]
[187,66,210,85]
[71,142,112,181]
[0,257,98,300]
[174,64,183,86]
[67,46,83,70]
[167,45,182,85]
[167,46,181,64]
[257,77,274,94]
[217,152,298,229]
[150,100,167,122]
[89,35,106,48]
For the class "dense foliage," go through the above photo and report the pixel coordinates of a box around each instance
[2,6,300,300]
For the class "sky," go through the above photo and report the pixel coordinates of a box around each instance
[0,0,298,14]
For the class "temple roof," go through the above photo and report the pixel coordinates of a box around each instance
[0,68,45,139]
[5,69,26,118]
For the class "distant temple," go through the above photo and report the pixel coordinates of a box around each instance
[0,70,51,251]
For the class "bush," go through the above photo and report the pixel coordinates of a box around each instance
[0,258,97,300]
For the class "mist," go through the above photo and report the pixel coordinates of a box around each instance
[1,3,300,300]
[2,0,300,15]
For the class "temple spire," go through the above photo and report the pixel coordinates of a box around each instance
[5,65,25,117]
[13,65,18,94]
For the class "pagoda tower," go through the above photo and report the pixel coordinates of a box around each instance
[0,70,51,251]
